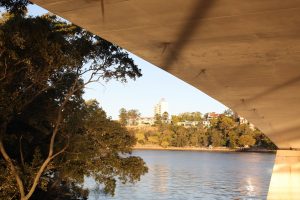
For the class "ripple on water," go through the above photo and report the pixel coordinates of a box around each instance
[86,150,275,200]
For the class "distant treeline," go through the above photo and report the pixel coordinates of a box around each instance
[128,112,277,150]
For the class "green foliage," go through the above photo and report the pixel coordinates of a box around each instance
[118,108,141,126]
[0,0,30,15]
[228,131,238,148]
[162,111,169,123]
[60,101,148,196]
[132,113,276,150]
[159,129,172,147]
[171,112,202,123]
[170,126,188,147]
[216,115,235,132]
[239,134,256,147]
[210,129,225,147]
[119,108,128,126]
[127,109,141,126]
[0,164,18,199]
[154,114,162,126]
[0,13,146,199]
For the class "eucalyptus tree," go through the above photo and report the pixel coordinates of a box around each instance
[0,12,147,200]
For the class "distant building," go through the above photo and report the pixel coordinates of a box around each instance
[202,120,210,128]
[202,112,220,128]
[137,117,155,126]
[154,98,168,116]
[177,121,199,128]
[238,116,256,130]
[249,123,255,130]
[206,112,220,120]
[239,116,248,124]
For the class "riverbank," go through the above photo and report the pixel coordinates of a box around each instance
[133,144,276,153]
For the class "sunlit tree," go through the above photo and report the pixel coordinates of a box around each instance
[0,13,146,200]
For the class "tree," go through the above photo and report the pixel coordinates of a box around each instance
[68,100,147,195]
[252,128,277,149]
[0,0,30,15]
[154,114,162,126]
[162,111,169,123]
[119,108,128,126]
[238,134,256,147]
[228,131,238,148]
[172,112,202,122]
[159,129,172,147]
[209,130,225,147]
[199,132,209,147]
[217,115,235,132]
[215,115,235,146]
[171,115,180,124]
[0,13,146,200]
[188,127,208,147]
[171,126,188,147]
[127,109,140,126]
[188,128,200,147]
[223,109,233,117]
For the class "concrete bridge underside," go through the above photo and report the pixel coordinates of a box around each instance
[31,0,300,199]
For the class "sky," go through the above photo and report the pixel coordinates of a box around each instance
[17,4,228,119]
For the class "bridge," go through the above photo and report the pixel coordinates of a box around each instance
[31,0,300,199]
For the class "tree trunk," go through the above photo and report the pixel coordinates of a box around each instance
[0,121,26,199]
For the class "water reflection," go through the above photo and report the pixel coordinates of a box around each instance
[245,177,255,197]
[152,165,169,193]
[87,150,275,200]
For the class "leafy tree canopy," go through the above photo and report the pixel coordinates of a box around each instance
[0,0,30,15]
[132,113,276,150]
[119,108,128,126]
[0,13,146,200]
[171,112,202,123]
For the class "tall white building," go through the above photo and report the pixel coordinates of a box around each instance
[154,98,168,116]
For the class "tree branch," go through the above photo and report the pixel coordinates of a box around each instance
[24,156,52,199]
[0,134,26,199]
[25,69,101,197]
[19,135,25,168]
[24,80,79,200]
[51,136,69,159]
[24,137,69,199]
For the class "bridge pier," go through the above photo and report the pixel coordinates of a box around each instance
[267,150,300,200]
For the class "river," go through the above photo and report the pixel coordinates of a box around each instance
[86,150,275,200]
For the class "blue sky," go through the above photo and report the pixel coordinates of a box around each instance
[83,54,227,119]
[18,4,228,119]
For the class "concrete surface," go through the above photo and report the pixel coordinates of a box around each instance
[268,150,300,200]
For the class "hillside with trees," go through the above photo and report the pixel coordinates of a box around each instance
[124,110,276,150]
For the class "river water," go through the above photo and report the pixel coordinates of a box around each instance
[86,150,275,200]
